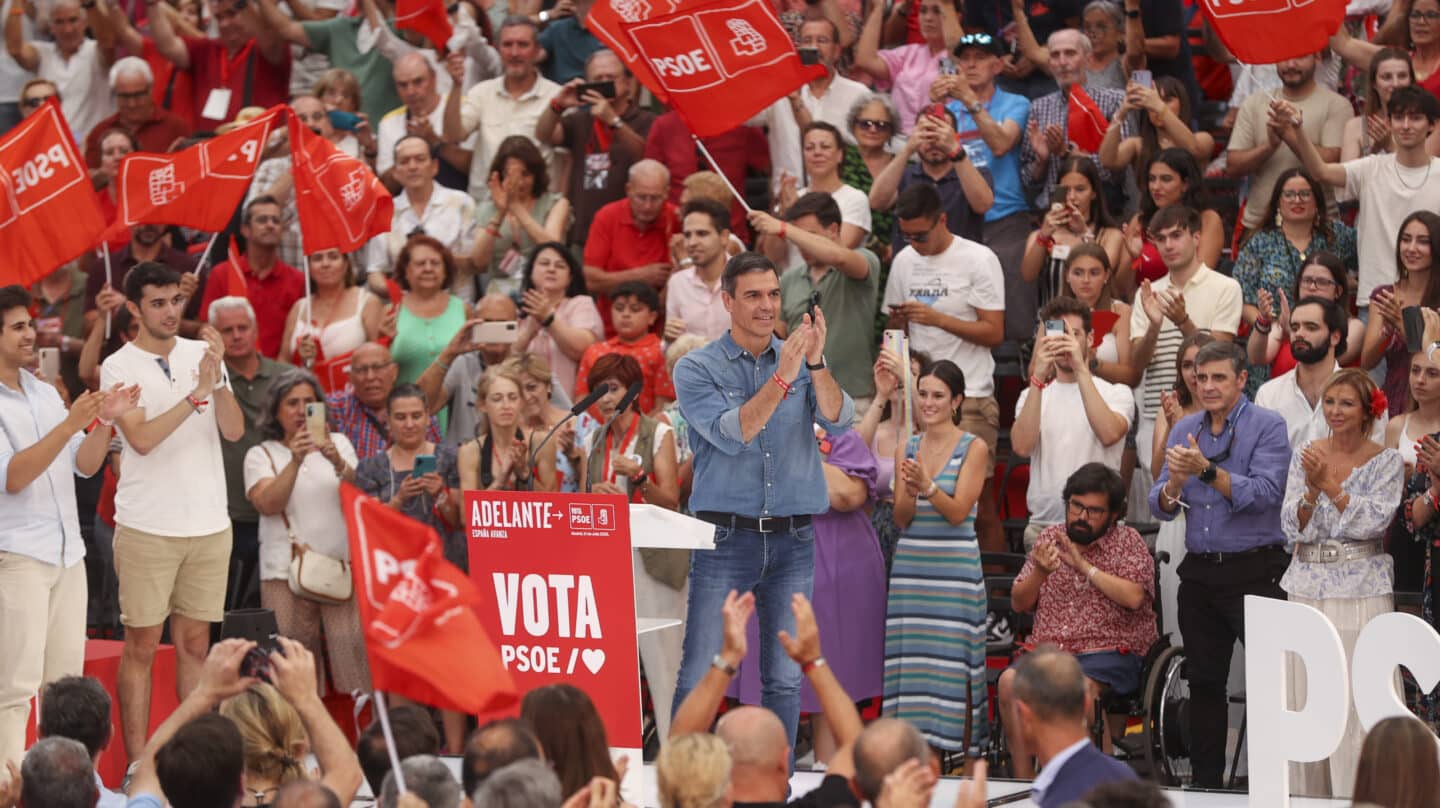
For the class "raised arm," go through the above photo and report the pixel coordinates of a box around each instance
[4,2,38,73]
[257,0,310,50]
[778,593,862,747]
[669,590,754,738]
[270,637,365,805]
[1010,0,1051,71]
[88,0,117,65]
[747,211,870,280]
[1273,100,1349,187]
[105,0,144,53]
[853,0,890,82]
[1371,0,1412,47]
[146,0,191,69]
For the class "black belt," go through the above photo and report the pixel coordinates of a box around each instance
[1187,544,1287,564]
[695,511,812,534]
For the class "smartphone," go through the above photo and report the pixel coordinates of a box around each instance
[939,56,958,75]
[412,453,437,479]
[798,47,820,66]
[327,110,361,131]
[1404,305,1426,353]
[925,102,949,122]
[473,320,519,344]
[576,80,617,99]
[808,290,821,323]
[1044,319,1066,336]
[37,346,59,379]
[305,402,327,444]
[1132,69,1153,89]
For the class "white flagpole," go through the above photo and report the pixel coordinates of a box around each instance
[103,244,113,340]
[195,230,221,276]
[372,691,407,794]
[690,134,752,213]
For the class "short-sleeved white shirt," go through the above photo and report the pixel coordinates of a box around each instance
[1014,378,1134,525]
[101,339,229,537]
[35,39,112,144]
[1128,265,1242,419]
[374,94,480,178]
[883,235,1005,398]
[1343,154,1440,303]
[1254,364,1387,449]
[242,435,360,580]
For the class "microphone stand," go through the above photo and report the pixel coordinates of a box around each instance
[527,384,612,492]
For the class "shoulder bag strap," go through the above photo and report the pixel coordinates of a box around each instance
[259,443,303,556]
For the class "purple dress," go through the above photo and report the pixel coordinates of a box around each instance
[729,429,887,710]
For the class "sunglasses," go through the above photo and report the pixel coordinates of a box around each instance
[855,118,893,132]
[21,95,54,109]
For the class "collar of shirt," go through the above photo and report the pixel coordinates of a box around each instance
[491,76,547,102]
[1201,395,1247,436]
[1171,264,1213,295]
[1031,737,1090,801]
[719,330,778,361]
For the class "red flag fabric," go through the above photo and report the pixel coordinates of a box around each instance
[115,105,281,232]
[1201,0,1344,65]
[395,0,454,52]
[341,482,518,715]
[0,100,107,287]
[289,114,393,255]
[613,0,824,137]
[224,241,248,295]
[587,0,700,103]
[1067,85,1109,154]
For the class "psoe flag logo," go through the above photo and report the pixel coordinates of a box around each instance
[567,503,618,533]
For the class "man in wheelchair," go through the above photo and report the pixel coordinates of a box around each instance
[997,463,1158,779]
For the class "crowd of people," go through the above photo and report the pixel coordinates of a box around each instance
[6,0,1440,804]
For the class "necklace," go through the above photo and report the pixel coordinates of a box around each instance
[1395,156,1433,191]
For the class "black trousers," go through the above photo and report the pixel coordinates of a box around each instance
[1176,545,1289,788]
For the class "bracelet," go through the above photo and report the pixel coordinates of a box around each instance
[1087,565,1100,581]
[1036,233,1055,251]
[771,373,791,396]
[1161,484,1186,509]
[541,312,556,328]
[1299,491,1317,511]
[923,481,938,498]
[434,357,451,371]
[549,99,564,114]
[1253,317,1272,335]
[801,656,828,675]
[710,654,737,676]
[778,221,787,240]
[1029,375,1050,389]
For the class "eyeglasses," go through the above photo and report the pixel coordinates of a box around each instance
[351,362,394,376]
[1082,22,1112,35]
[630,192,666,204]
[1066,499,1109,520]
[1280,189,1314,201]
[1299,275,1337,290]
[20,95,54,109]
[899,227,932,244]
[855,118,894,132]
[1410,10,1440,20]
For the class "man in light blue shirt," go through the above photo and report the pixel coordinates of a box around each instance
[0,284,136,769]
[670,252,854,754]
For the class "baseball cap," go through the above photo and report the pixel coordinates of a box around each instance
[954,31,1005,57]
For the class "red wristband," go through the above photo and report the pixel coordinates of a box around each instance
[778,221,787,240]
[549,99,564,114]
[1029,375,1050,389]
[772,373,792,396]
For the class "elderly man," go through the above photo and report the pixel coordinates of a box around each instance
[4,0,114,142]
[82,57,190,167]
[582,159,677,335]
[535,49,654,245]
[147,0,290,130]
[327,341,441,460]
[377,53,476,194]
[364,134,478,298]
[442,15,560,201]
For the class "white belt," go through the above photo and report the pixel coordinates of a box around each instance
[1295,539,1384,564]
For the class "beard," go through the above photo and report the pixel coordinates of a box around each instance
[1291,338,1330,365]
[1066,517,1113,545]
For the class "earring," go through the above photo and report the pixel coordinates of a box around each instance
[1275,209,1283,228]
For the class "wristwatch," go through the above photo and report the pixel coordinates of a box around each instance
[608,117,624,130]
[538,9,550,22]
[806,356,827,371]
[1125,8,1140,17]
[711,654,737,676]
[1199,462,1218,484]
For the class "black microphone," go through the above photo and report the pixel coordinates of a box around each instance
[614,381,644,415]
[569,381,612,416]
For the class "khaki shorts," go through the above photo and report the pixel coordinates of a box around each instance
[959,395,1000,479]
[114,524,232,627]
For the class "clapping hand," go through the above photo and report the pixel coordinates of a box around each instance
[1365,113,1392,151]
[1372,288,1404,332]
[1139,280,1164,326]
[487,171,511,213]
[898,457,934,498]
[1160,288,1188,326]
[1031,538,1061,574]
[1417,434,1440,485]
[1300,443,1330,491]
[777,592,822,665]
[63,388,105,433]
[778,322,813,383]
[1256,287,1277,324]
[1160,390,1183,428]
[720,589,755,667]
[1164,433,1209,482]
[99,382,140,423]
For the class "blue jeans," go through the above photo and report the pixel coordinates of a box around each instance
[670,523,815,753]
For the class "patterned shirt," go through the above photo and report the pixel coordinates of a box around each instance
[1019,85,1131,209]
[1015,523,1158,655]
[574,334,676,415]
[325,389,442,461]
[1280,447,1403,600]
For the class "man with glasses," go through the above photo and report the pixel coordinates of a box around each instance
[17,79,58,120]
[1150,339,1291,789]
[198,196,305,359]
[327,341,440,460]
[1000,463,1157,780]
[583,159,678,336]
[82,57,189,168]
[5,0,115,143]
[883,182,1007,551]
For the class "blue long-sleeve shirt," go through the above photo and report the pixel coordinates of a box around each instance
[1149,397,1291,553]
[675,332,855,518]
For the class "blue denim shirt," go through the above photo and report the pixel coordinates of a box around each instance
[675,332,855,518]
[0,369,90,567]
[1149,397,1291,553]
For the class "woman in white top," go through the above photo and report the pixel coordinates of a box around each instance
[767,121,872,268]
[280,248,384,386]
[243,369,368,695]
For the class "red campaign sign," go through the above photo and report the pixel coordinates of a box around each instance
[1200,0,1345,65]
[465,491,642,746]
[0,101,107,288]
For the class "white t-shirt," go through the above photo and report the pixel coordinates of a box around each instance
[1254,364,1387,449]
[1014,378,1134,525]
[1344,154,1440,303]
[101,339,229,537]
[242,435,360,581]
[35,39,112,145]
[882,235,1005,398]
[753,75,872,190]
[785,184,873,270]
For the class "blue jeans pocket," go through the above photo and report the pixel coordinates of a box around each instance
[793,523,816,543]
[711,525,733,545]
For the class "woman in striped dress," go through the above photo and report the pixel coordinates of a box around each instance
[885,359,992,766]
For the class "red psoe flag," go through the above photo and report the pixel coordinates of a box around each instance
[116,105,281,232]
[289,114,393,255]
[615,0,824,137]
[341,483,518,715]
[395,0,454,52]
[1067,85,1110,154]
[0,100,106,287]
[1201,0,1345,65]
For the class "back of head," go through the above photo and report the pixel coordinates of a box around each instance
[519,684,616,796]
[38,676,112,759]
[20,737,98,808]
[657,733,732,808]
[851,718,931,802]
[155,713,246,808]
[273,780,343,808]
[462,718,542,797]
[782,191,842,229]
[714,706,787,775]
[1353,716,1440,808]
[470,758,562,808]
[1075,779,1172,807]
[359,705,440,795]
[379,755,461,808]
[219,683,309,786]
[895,183,942,221]
[1013,645,1087,724]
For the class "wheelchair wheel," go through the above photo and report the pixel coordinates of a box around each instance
[1142,644,1192,787]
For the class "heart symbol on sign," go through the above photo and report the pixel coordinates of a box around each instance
[581,649,606,674]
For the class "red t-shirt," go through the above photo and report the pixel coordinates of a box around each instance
[574,333,676,415]
[142,38,196,131]
[183,37,291,130]
[199,255,305,358]
[582,198,678,335]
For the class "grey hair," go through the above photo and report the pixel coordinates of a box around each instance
[498,13,540,39]
[1048,28,1094,55]
[585,48,624,73]
[1194,339,1247,376]
[628,158,670,184]
[1082,0,1124,27]
[109,55,154,89]
[260,368,324,441]
[470,759,562,808]
[379,755,461,808]
[207,294,256,326]
[21,737,99,808]
[846,92,898,132]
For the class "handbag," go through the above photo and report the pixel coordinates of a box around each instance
[261,444,353,604]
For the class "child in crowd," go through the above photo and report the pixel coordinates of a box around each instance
[573,281,675,416]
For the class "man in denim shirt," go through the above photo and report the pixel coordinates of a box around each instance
[1149,340,1290,788]
[670,252,854,752]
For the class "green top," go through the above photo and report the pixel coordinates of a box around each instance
[392,295,468,432]
[300,16,403,121]
[222,356,288,523]
[778,248,880,400]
